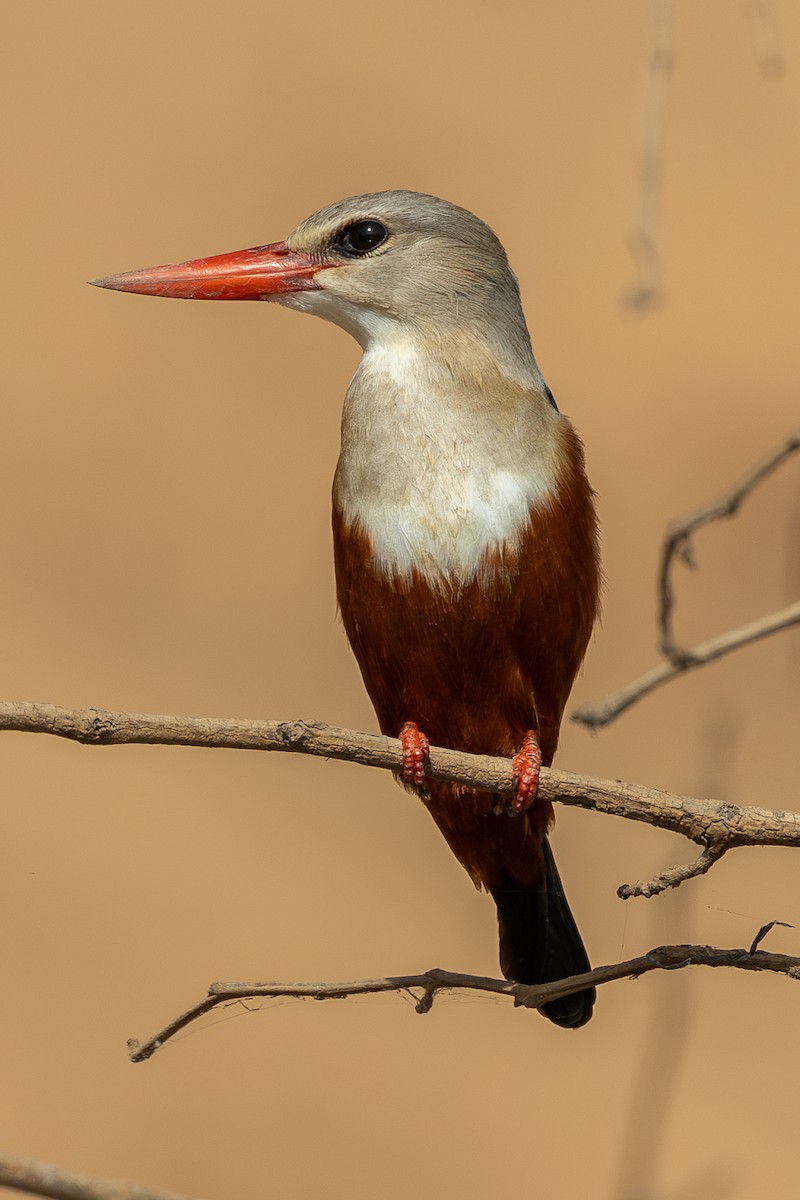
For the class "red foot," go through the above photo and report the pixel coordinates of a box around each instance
[400,721,430,794]
[510,730,542,814]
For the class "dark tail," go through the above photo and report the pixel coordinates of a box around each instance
[490,838,595,1029]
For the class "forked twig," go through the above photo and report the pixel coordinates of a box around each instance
[574,433,800,728]
[658,434,800,663]
[573,599,800,729]
[2,701,800,898]
[128,942,800,1062]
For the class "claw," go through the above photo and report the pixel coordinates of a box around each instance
[400,720,430,796]
[510,730,542,814]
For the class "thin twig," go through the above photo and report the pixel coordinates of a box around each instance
[574,433,800,728]
[750,919,794,953]
[128,942,800,1062]
[746,0,784,77]
[626,0,673,310]
[0,1151,199,1200]
[659,434,800,663]
[573,599,800,728]
[2,701,799,899]
[617,841,728,899]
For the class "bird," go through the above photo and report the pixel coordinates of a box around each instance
[92,191,601,1028]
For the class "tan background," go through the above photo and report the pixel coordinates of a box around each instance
[2,2,799,1197]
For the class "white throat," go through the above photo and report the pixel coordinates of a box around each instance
[333,332,563,587]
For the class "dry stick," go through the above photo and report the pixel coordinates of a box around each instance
[747,0,784,77]
[574,433,800,729]
[627,0,783,307]
[658,434,800,663]
[2,701,800,899]
[626,0,673,310]
[0,1151,200,1200]
[573,599,800,730]
[127,943,800,1063]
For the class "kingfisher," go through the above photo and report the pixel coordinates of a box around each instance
[93,191,601,1027]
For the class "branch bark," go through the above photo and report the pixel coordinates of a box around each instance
[127,942,800,1062]
[574,433,800,728]
[0,1151,199,1200]
[572,599,800,728]
[657,434,800,664]
[2,701,799,899]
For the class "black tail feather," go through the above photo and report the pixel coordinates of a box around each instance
[490,838,595,1029]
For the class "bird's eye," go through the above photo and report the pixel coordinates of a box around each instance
[336,220,388,256]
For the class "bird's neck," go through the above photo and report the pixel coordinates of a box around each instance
[333,329,566,587]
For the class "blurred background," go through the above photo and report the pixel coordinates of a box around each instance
[1,2,798,1197]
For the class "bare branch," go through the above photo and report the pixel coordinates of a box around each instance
[574,433,800,728]
[625,0,673,310]
[658,434,800,663]
[0,701,514,792]
[128,943,800,1061]
[573,598,800,727]
[0,1150,200,1200]
[544,757,800,897]
[746,0,784,77]
[2,700,799,898]
[617,842,728,899]
[626,0,784,309]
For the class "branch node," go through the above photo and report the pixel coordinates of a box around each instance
[618,842,728,899]
[574,434,800,728]
[129,944,800,1058]
[2,700,799,904]
[84,707,115,744]
[414,987,436,1014]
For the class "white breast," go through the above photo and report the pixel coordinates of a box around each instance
[334,340,562,586]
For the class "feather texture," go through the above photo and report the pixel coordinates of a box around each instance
[97,186,604,1027]
[333,415,599,892]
